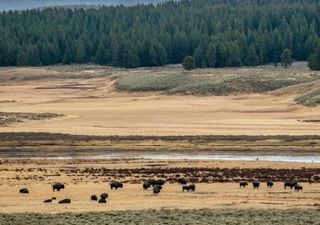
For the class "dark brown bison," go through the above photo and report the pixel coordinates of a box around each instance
[143,181,151,190]
[148,179,165,186]
[98,198,107,203]
[91,195,98,201]
[100,193,108,200]
[294,184,303,192]
[58,198,71,204]
[110,181,123,190]
[182,184,196,192]
[239,181,248,188]
[19,188,29,194]
[177,178,187,185]
[267,181,274,188]
[153,185,161,194]
[43,199,52,203]
[52,182,65,192]
[252,180,260,189]
[284,180,297,189]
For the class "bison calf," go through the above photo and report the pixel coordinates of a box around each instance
[182,184,196,192]
[239,181,248,188]
[294,184,303,192]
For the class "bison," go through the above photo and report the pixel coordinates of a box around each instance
[177,178,187,185]
[91,195,98,201]
[182,184,196,192]
[98,198,107,203]
[52,182,65,192]
[143,181,151,190]
[19,188,29,194]
[267,181,274,188]
[252,180,260,189]
[294,184,303,192]
[110,181,123,190]
[284,180,297,189]
[153,185,161,194]
[100,193,108,200]
[148,179,165,187]
[239,181,248,188]
[58,198,71,204]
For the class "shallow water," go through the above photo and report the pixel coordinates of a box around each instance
[4,154,320,163]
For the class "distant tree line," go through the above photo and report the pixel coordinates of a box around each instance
[0,0,320,69]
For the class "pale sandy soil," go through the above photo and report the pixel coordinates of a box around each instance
[0,75,319,136]
[0,159,320,213]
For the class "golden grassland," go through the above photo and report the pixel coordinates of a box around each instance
[0,64,319,137]
[0,159,320,213]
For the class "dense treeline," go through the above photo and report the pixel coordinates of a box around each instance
[0,0,167,11]
[0,0,320,68]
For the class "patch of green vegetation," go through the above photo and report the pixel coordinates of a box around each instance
[115,73,189,92]
[0,112,63,127]
[115,69,317,95]
[295,88,320,107]
[0,209,320,225]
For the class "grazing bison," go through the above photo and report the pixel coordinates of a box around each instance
[110,181,123,190]
[148,179,165,186]
[239,181,248,188]
[252,180,260,189]
[98,198,107,203]
[52,182,65,192]
[153,185,161,194]
[294,184,303,192]
[58,198,71,204]
[100,193,108,200]
[177,178,187,185]
[43,199,52,203]
[91,195,98,201]
[143,181,151,190]
[284,180,297,189]
[267,181,274,188]
[19,188,29,194]
[182,184,196,192]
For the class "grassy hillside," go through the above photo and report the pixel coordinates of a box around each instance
[115,65,320,95]
[1,209,319,225]
[295,88,320,107]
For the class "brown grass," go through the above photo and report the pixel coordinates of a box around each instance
[0,65,319,136]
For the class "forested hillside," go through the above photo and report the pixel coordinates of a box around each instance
[0,0,166,11]
[0,0,319,68]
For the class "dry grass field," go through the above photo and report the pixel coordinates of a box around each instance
[1,159,320,214]
[0,64,320,137]
[1,64,320,221]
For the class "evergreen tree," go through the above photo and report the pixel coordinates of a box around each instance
[182,56,195,71]
[308,48,320,71]
[206,44,217,68]
[280,48,292,68]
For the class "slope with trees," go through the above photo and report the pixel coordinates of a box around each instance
[0,0,319,68]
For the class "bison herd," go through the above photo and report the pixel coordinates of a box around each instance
[18,179,305,205]
[239,180,303,191]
